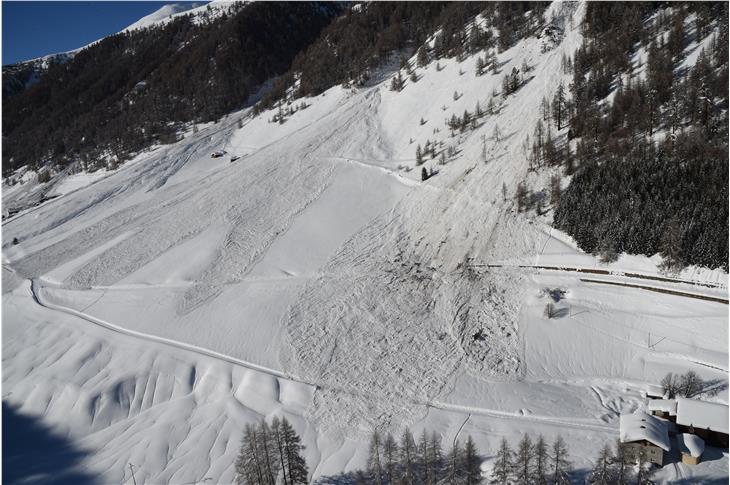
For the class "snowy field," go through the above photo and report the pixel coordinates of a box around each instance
[2,2,727,483]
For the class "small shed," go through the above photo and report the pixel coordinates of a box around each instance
[677,433,705,465]
[648,399,677,421]
[645,384,667,400]
[619,412,671,466]
[675,398,729,448]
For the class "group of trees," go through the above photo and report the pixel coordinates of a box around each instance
[3,2,340,175]
[362,429,481,485]
[350,430,578,485]
[588,440,660,485]
[660,370,718,399]
[362,429,482,485]
[490,434,573,485]
[235,417,308,485]
[235,423,666,485]
[552,2,728,271]
[259,2,552,111]
[554,134,727,270]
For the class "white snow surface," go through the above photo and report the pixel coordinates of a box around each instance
[619,412,671,451]
[2,2,728,483]
[647,399,677,416]
[122,2,207,32]
[678,433,706,458]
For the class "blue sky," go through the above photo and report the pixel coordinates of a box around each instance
[2,2,197,65]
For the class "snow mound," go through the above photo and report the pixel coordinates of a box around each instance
[678,433,705,458]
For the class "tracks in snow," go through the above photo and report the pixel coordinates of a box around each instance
[427,400,615,433]
[30,278,316,386]
[28,277,618,434]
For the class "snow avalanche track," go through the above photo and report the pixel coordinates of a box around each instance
[3,2,728,483]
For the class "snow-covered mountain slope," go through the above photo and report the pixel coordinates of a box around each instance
[2,2,727,483]
[122,2,207,32]
[1,1,220,98]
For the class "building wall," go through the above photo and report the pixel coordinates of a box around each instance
[681,453,700,465]
[623,442,664,466]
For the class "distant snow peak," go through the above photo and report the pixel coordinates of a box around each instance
[123,2,206,32]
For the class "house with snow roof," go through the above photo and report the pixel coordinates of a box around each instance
[619,411,670,466]
[648,399,677,421]
[644,384,668,400]
[675,397,729,448]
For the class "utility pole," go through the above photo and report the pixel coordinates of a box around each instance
[129,463,137,485]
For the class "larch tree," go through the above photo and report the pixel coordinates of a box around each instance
[589,443,615,485]
[531,434,549,485]
[271,418,290,485]
[384,433,399,485]
[369,430,384,485]
[429,432,444,483]
[512,434,532,484]
[281,418,309,485]
[552,83,566,130]
[448,439,464,485]
[400,429,417,485]
[550,436,572,485]
[489,438,512,485]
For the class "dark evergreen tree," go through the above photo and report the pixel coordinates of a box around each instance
[464,436,482,485]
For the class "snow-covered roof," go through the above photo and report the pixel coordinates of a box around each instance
[645,384,667,398]
[677,433,705,458]
[676,398,729,435]
[648,399,677,416]
[619,412,671,451]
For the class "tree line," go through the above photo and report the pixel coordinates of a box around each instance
[235,417,309,485]
[236,421,671,485]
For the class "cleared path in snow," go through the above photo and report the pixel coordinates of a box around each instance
[479,264,727,290]
[579,278,728,305]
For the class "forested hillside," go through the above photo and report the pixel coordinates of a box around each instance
[3,1,728,271]
[553,2,728,270]
[256,1,549,111]
[2,1,340,174]
[254,1,728,271]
